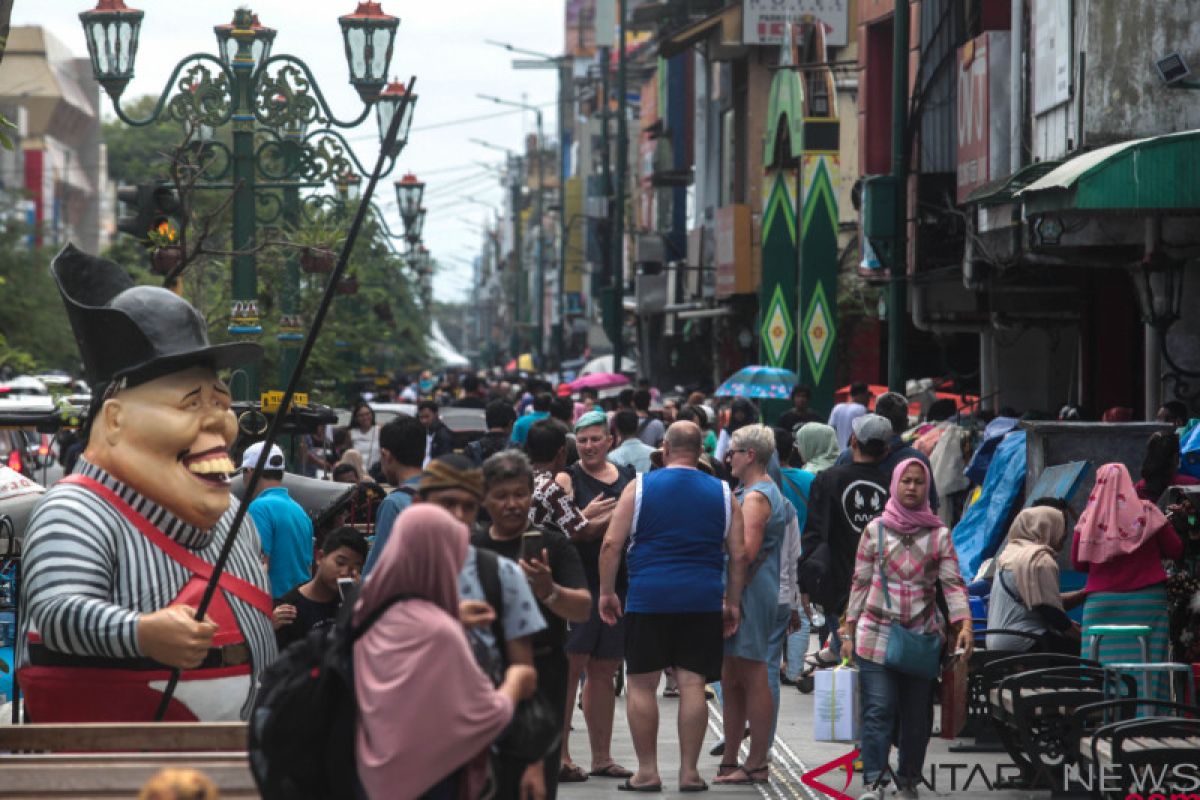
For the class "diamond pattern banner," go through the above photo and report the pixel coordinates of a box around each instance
[801,282,835,383]
[760,284,795,368]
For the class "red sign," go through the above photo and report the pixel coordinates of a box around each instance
[801,749,860,800]
[956,32,1012,203]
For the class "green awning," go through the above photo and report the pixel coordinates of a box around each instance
[1018,129,1200,214]
[964,161,1062,206]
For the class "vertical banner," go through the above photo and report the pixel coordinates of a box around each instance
[759,168,798,372]
[798,150,840,414]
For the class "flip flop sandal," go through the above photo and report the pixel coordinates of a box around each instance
[680,780,709,793]
[663,687,680,698]
[716,763,740,778]
[801,651,839,675]
[559,763,589,783]
[715,765,769,786]
[590,764,634,779]
[617,779,662,792]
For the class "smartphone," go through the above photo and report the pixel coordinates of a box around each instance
[337,577,355,602]
[521,530,544,562]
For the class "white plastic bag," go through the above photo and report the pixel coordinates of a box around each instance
[813,664,860,742]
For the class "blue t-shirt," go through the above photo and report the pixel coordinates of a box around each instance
[249,486,314,599]
[626,468,731,614]
[509,411,550,446]
[778,467,814,533]
[362,475,422,577]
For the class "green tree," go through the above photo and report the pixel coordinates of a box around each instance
[0,225,84,373]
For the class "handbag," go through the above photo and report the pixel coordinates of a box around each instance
[877,523,943,680]
[496,692,562,763]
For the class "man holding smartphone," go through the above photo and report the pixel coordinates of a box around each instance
[474,450,591,800]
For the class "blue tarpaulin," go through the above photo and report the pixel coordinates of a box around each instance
[953,431,1027,580]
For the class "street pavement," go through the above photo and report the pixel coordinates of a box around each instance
[559,672,1046,800]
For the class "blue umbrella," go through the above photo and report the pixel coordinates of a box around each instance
[714,365,800,400]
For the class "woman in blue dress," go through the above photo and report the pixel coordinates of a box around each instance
[715,423,793,785]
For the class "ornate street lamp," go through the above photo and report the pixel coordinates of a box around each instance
[375,79,417,158]
[339,1,400,103]
[78,0,144,100]
[214,11,275,68]
[395,172,424,227]
[1134,251,1184,331]
[404,206,426,244]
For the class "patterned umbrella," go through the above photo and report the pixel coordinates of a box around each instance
[714,365,800,399]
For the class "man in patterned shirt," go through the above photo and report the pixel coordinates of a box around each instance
[525,419,612,541]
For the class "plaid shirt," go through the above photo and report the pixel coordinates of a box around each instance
[845,521,970,664]
[530,469,588,539]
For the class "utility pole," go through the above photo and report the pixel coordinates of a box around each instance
[510,154,524,360]
[887,0,909,393]
[611,0,628,376]
[533,107,546,363]
[598,44,612,352]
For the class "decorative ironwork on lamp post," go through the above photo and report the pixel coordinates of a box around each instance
[78,1,412,400]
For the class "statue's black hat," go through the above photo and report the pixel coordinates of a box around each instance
[51,244,261,390]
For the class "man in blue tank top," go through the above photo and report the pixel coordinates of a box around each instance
[598,421,748,792]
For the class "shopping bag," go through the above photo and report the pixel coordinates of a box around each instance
[939,654,970,740]
[813,664,859,742]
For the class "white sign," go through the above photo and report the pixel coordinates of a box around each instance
[1032,0,1071,114]
[744,0,849,48]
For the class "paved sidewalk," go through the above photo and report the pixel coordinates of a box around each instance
[559,673,1047,800]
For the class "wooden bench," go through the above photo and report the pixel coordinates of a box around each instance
[0,723,255,798]
[980,654,1121,788]
[1068,699,1200,800]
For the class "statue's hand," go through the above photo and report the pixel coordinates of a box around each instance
[137,605,218,669]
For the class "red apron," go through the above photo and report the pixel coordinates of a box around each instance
[18,474,273,722]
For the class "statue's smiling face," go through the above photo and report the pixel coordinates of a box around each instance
[91,366,239,529]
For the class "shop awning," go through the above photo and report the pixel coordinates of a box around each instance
[1018,129,1200,214]
[659,4,742,58]
[964,161,1061,206]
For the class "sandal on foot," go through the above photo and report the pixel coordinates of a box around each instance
[714,764,769,786]
[802,651,839,674]
[617,779,662,792]
[680,780,709,793]
[716,763,740,778]
[559,763,589,783]
[589,763,634,779]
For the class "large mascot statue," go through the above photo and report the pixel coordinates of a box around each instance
[15,245,277,722]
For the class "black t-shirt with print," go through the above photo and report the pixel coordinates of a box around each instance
[798,461,890,614]
[274,586,341,651]
[471,526,587,655]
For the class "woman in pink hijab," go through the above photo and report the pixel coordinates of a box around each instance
[1072,462,1182,698]
[354,505,537,800]
[842,458,972,799]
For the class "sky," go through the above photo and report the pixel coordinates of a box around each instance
[15,0,565,304]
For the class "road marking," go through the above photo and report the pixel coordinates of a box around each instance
[705,698,821,800]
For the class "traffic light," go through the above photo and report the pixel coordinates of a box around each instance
[116,182,182,243]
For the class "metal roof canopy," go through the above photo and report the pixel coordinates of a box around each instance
[1018,129,1200,215]
[964,161,1062,206]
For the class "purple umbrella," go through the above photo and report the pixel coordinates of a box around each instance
[568,372,630,391]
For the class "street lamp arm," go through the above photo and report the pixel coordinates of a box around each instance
[255,54,374,130]
[108,53,236,128]
[367,201,405,240]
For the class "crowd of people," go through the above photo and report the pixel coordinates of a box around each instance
[223,373,1200,800]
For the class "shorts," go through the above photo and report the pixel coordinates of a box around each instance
[624,611,724,683]
[566,600,626,660]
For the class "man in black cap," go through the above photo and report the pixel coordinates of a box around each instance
[16,245,276,722]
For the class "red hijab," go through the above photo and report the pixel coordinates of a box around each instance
[354,505,513,800]
[1074,462,1169,565]
[880,457,944,534]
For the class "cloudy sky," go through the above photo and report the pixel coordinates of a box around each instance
[17,1,565,303]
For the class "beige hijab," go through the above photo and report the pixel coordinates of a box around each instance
[996,507,1068,610]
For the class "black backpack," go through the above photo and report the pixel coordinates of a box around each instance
[249,587,410,800]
